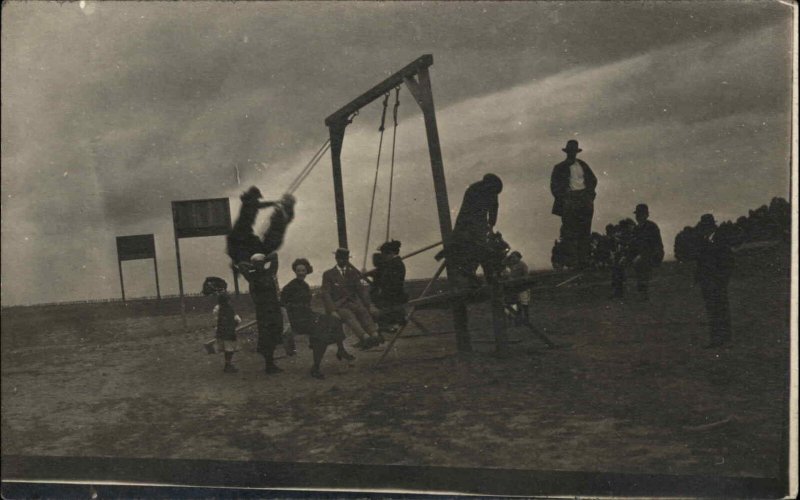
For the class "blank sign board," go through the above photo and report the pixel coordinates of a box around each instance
[116,234,156,261]
[171,198,231,238]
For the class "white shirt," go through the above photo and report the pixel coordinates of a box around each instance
[337,265,347,276]
[569,160,585,191]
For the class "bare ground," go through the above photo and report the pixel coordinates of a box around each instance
[1,245,790,478]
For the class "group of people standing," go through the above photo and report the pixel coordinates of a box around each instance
[206,137,736,379]
[205,186,410,378]
[550,139,732,348]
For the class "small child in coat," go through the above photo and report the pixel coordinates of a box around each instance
[203,277,242,373]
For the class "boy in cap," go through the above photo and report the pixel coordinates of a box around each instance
[550,140,598,269]
[630,204,664,301]
[321,248,382,349]
[202,277,242,373]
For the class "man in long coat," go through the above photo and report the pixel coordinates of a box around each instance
[630,204,664,301]
[550,140,597,269]
[226,187,295,374]
[692,214,734,349]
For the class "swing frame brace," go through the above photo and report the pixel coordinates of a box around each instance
[325,54,472,353]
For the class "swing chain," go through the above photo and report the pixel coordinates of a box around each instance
[392,86,400,126]
[378,92,390,132]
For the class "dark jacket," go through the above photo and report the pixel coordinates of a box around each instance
[694,233,734,283]
[369,255,408,307]
[631,220,664,265]
[215,295,238,341]
[281,278,314,335]
[550,158,597,216]
[320,265,369,314]
[454,180,499,239]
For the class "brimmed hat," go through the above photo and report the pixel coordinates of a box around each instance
[562,139,582,153]
[250,253,267,262]
[634,203,649,215]
[291,258,313,274]
[698,213,716,227]
[509,250,522,259]
[334,248,350,259]
[379,240,401,254]
[241,186,263,201]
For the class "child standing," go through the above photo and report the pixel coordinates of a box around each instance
[204,277,242,373]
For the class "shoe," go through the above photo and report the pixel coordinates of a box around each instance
[310,368,325,379]
[336,350,355,361]
[264,363,283,374]
[223,364,239,373]
[354,339,369,350]
[376,334,386,344]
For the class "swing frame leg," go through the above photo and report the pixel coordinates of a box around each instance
[374,260,446,368]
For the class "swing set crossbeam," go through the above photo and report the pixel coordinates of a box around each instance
[324,54,433,127]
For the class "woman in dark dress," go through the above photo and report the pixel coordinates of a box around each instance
[366,240,408,332]
[281,258,355,379]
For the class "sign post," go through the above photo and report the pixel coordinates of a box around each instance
[171,198,234,329]
[115,234,160,302]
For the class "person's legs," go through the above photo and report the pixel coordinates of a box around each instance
[634,260,652,300]
[349,301,378,337]
[337,307,369,342]
[310,340,327,379]
[718,279,732,342]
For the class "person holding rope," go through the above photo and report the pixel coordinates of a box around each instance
[282,258,355,379]
[227,186,296,374]
[321,248,383,350]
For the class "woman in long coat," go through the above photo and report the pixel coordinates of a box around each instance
[281,258,355,379]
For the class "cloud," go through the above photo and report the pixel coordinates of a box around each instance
[0,2,792,305]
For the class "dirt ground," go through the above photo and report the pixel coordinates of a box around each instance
[1,244,791,479]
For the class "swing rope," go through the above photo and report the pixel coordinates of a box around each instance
[285,111,359,196]
[386,86,400,242]
[362,92,391,270]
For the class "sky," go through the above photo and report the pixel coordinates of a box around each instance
[1,0,794,306]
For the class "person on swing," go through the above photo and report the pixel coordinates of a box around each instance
[281,258,355,379]
[226,186,295,374]
[366,240,409,333]
[321,248,383,350]
[440,173,504,286]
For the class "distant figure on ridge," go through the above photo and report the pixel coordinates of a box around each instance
[629,204,664,301]
[550,140,597,270]
[691,214,734,349]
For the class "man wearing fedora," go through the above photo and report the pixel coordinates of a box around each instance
[630,204,664,301]
[691,214,734,348]
[550,140,598,270]
[321,248,382,349]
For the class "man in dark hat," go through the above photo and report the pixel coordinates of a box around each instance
[550,140,598,269]
[691,214,734,348]
[630,204,664,301]
[321,248,382,349]
[441,173,504,285]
